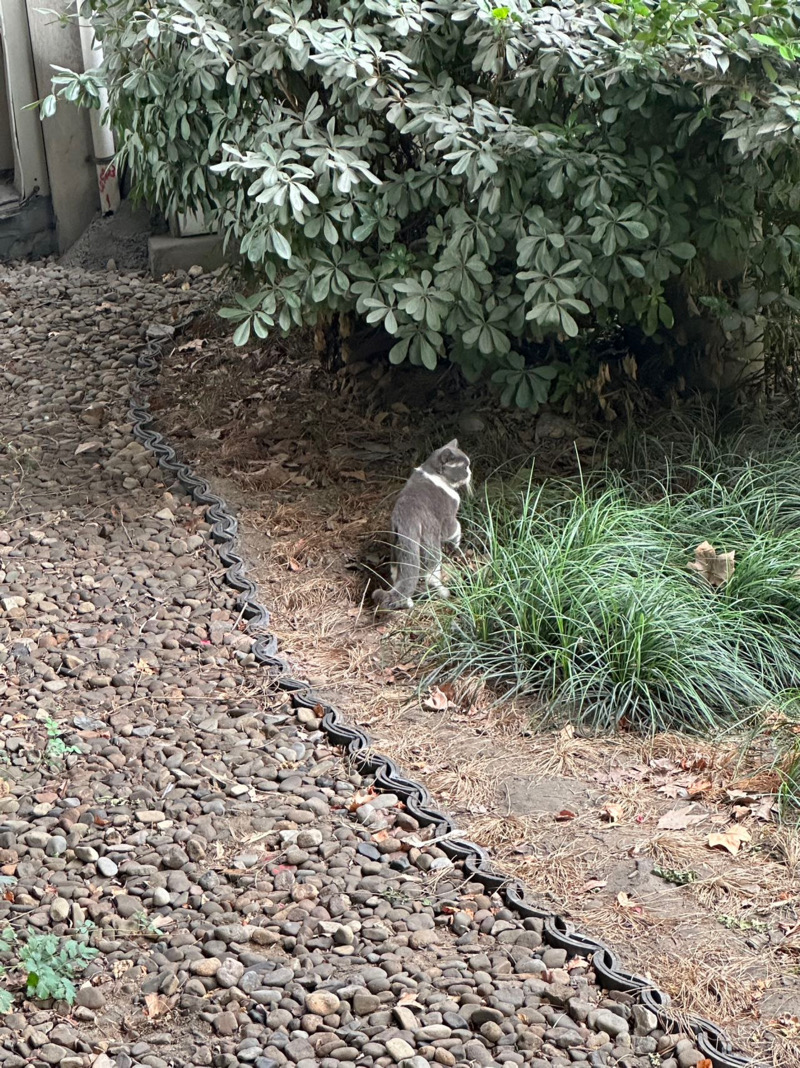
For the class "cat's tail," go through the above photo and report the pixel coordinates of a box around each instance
[372,532,418,611]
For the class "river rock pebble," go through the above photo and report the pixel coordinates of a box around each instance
[0,260,700,1068]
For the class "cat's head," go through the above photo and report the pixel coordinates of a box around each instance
[429,439,472,492]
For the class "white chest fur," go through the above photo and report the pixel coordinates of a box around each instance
[416,468,461,505]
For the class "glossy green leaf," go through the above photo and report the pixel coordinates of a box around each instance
[232,320,252,346]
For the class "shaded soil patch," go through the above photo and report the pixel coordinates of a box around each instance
[152,327,800,1065]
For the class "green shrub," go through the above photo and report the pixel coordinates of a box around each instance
[0,925,98,1008]
[51,0,800,406]
[428,452,800,734]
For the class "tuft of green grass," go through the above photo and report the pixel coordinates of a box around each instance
[427,449,800,737]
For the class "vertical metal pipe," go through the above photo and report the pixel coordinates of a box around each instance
[77,12,119,213]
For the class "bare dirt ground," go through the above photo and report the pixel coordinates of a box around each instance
[150,315,800,1066]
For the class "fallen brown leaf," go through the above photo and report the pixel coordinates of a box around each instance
[518,1008,544,1024]
[397,991,423,1007]
[657,783,684,799]
[144,992,175,1018]
[423,686,452,711]
[681,753,710,771]
[687,540,735,587]
[687,778,713,798]
[650,757,679,772]
[707,824,751,855]
[616,891,641,912]
[657,806,708,830]
[347,788,378,812]
[581,878,607,893]
[724,788,758,805]
[601,803,624,825]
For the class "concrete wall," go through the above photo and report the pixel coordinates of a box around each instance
[0,0,50,199]
[0,38,14,173]
[25,0,97,252]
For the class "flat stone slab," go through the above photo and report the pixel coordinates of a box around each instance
[148,232,225,276]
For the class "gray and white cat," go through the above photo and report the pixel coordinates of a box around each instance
[372,440,471,611]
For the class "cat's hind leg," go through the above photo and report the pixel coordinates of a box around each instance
[380,530,418,609]
[422,545,450,599]
[443,517,461,550]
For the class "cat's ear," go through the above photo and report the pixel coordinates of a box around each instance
[439,439,460,466]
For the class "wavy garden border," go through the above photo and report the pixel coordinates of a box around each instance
[130,338,760,1068]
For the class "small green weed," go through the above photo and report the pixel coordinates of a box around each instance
[131,911,163,937]
[0,925,98,1006]
[653,866,698,886]
[0,439,39,474]
[379,886,411,905]
[717,914,767,933]
[43,717,81,766]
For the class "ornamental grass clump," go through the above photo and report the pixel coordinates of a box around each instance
[430,452,800,735]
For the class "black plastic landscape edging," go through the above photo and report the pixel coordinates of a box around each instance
[131,338,761,1068]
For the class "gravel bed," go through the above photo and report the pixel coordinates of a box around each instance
[0,261,705,1068]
